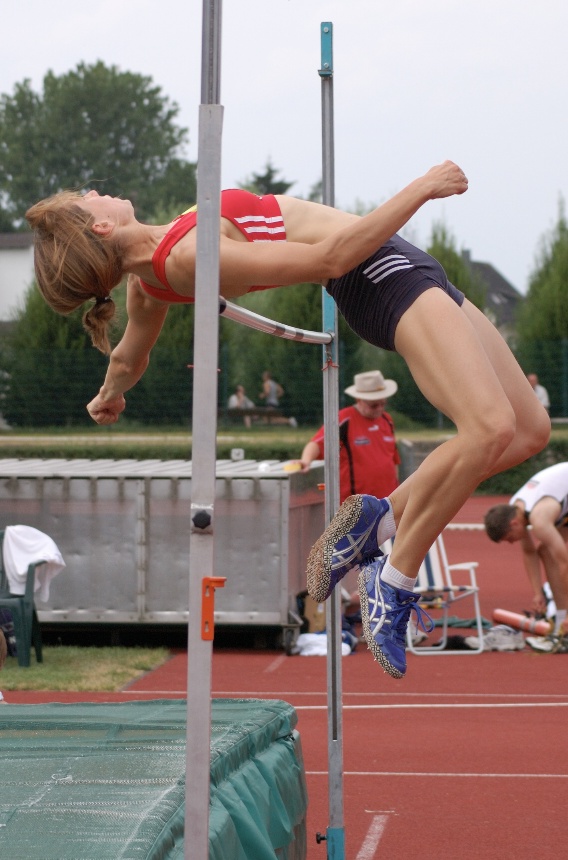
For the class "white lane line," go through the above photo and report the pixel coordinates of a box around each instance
[209,691,568,700]
[121,690,187,695]
[293,702,568,711]
[119,693,568,710]
[263,655,288,673]
[307,771,568,778]
[445,522,484,530]
[355,814,388,860]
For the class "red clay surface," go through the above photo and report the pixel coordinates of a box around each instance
[7,496,568,860]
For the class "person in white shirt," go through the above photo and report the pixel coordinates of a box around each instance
[0,629,7,703]
[484,462,568,653]
[227,384,255,427]
[527,373,550,411]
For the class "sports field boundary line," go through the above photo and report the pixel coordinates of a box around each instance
[119,691,568,711]
[208,690,568,700]
[307,770,568,778]
[294,701,568,710]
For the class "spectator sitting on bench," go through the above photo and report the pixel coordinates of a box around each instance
[227,384,255,428]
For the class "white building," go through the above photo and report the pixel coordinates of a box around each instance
[0,233,35,321]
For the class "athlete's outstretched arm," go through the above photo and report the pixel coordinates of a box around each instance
[214,161,468,297]
[86,276,169,424]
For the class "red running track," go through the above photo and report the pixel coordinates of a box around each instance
[8,497,568,860]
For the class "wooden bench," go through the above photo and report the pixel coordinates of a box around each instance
[222,407,284,425]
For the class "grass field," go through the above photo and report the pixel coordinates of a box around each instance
[1,646,169,691]
[0,425,309,461]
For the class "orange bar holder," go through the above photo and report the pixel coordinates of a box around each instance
[201,577,227,641]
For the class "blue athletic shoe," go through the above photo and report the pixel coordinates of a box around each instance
[359,555,434,679]
[306,494,391,603]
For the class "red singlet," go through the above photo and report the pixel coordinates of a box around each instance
[139,189,286,304]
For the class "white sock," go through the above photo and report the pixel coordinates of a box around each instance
[553,609,567,636]
[381,559,415,592]
[376,498,396,545]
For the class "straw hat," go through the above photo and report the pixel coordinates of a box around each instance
[344,370,398,401]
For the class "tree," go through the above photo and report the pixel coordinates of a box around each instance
[515,199,568,416]
[426,222,486,309]
[307,179,323,203]
[0,61,196,226]
[0,205,14,232]
[125,302,197,426]
[517,200,568,342]
[239,160,295,196]
[1,285,107,426]
[0,278,202,427]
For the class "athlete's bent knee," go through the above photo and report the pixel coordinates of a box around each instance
[528,409,551,457]
[474,413,516,469]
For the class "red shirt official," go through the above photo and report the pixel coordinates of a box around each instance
[310,404,400,503]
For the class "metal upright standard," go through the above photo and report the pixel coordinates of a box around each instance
[319,23,346,860]
[184,2,224,859]
[185,9,344,858]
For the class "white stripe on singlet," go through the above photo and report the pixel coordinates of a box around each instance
[234,214,286,241]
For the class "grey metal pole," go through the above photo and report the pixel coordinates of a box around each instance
[319,21,346,860]
[184,2,224,858]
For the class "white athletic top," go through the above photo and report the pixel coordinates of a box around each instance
[510,462,568,526]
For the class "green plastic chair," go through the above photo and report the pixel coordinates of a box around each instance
[0,528,44,667]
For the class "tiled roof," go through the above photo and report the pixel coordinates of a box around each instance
[462,251,523,327]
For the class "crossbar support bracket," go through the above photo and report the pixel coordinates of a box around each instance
[201,577,226,640]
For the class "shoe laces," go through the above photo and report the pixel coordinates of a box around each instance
[369,583,434,646]
[402,601,435,644]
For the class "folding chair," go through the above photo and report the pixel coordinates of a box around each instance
[406,531,484,655]
[0,529,45,667]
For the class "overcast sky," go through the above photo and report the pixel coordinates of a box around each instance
[2,0,568,294]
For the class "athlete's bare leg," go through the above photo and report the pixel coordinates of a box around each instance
[387,292,549,578]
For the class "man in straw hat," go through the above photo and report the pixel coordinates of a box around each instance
[296,370,400,503]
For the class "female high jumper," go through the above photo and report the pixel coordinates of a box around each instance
[25,160,550,678]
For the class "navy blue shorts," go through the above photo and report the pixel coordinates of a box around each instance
[326,233,464,351]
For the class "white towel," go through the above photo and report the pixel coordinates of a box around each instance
[3,525,65,602]
[296,632,352,657]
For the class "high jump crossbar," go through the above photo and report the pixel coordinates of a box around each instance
[219,297,334,344]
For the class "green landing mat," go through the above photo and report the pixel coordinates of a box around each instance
[0,698,308,860]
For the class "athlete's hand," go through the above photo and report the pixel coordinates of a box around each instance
[424,160,468,199]
[86,392,126,425]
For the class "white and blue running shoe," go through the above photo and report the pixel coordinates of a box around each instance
[359,555,434,679]
[306,494,390,603]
